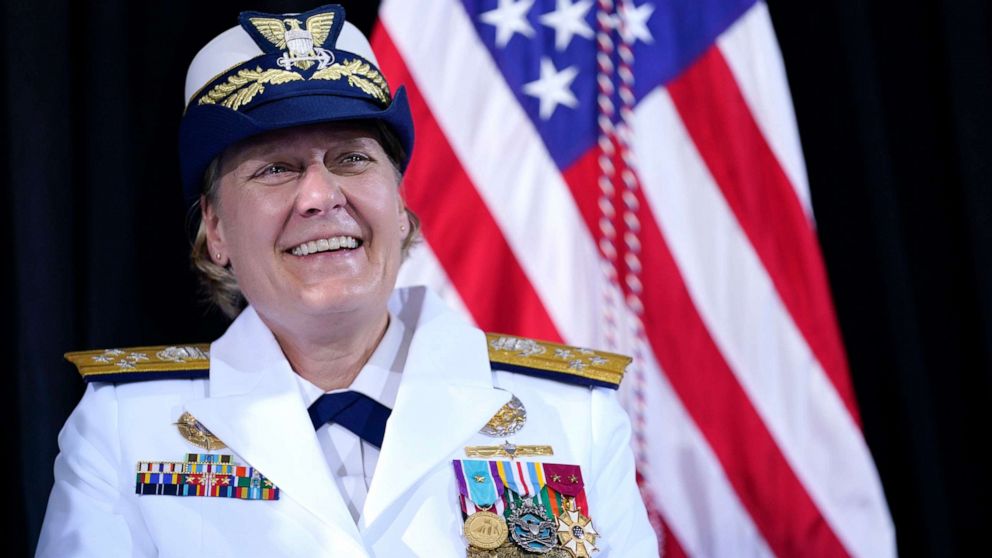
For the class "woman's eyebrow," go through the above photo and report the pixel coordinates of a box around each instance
[331,136,379,149]
[246,134,379,158]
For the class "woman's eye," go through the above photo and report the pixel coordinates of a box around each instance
[341,153,370,164]
[260,164,290,176]
[250,163,296,181]
[332,153,374,174]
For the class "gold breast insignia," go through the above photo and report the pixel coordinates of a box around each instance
[480,394,528,438]
[176,412,226,451]
[465,441,553,460]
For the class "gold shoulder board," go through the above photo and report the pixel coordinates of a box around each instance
[65,344,211,383]
[486,333,630,390]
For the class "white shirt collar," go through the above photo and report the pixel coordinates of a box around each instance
[294,313,409,409]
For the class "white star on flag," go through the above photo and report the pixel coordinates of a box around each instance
[522,57,579,120]
[618,0,655,44]
[539,0,594,51]
[480,0,536,48]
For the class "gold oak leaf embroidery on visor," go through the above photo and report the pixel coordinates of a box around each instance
[196,60,390,111]
[197,67,304,110]
[310,59,390,104]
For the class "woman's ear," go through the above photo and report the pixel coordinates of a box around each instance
[398,205,410,237]
[202,195,229,266]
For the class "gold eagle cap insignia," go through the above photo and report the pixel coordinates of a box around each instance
[248,13,336,70]
[248,13,335,51]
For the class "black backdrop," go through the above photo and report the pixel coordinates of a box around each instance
[3,1,989,556]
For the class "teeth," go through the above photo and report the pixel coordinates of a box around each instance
[290,236,360,256]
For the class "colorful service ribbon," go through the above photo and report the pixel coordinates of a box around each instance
[543,463,588,515]
[496,459,545,499]
[135,454,279,500]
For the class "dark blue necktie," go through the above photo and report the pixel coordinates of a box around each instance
[307,391,392,449]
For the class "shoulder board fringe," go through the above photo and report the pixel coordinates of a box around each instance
[65,344,211,383]
[486,333,630,390]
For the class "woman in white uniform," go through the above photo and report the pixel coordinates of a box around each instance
[36,4,658,557]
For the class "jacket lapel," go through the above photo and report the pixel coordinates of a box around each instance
[176,288,506,552]
[362,306,511,528]
[183,308,366,553]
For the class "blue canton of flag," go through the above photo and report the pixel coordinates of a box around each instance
[462,0,754,168]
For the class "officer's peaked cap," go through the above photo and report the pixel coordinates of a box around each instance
[178,4,413,206]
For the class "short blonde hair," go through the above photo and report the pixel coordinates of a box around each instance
[189,122,421,319]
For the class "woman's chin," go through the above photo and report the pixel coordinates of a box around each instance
[244,256,399,329]
[293,282,390,319]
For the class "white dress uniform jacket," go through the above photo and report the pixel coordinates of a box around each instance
[37,286,658,557]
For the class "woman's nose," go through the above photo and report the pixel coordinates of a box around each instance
[294,164,345,216]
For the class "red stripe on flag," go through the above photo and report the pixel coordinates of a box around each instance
[563,148,849,557]
[667,46,860,424]
[372,26,562,342]
[662,528,689,558]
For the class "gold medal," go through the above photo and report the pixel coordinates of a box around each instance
[464,510,509,550]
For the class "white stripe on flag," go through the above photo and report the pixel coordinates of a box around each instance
[717,2,813,220]
[633,86,895,558]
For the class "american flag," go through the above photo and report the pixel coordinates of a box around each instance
[374,0,895,555]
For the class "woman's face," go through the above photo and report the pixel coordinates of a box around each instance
[204,123,408,331]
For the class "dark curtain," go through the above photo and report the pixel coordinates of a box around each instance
[767,1,992,555]
[3,0,988,555]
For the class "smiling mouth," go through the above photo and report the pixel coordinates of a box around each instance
[289,236,362,256]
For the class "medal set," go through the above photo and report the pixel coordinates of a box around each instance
[453,459,599,557]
